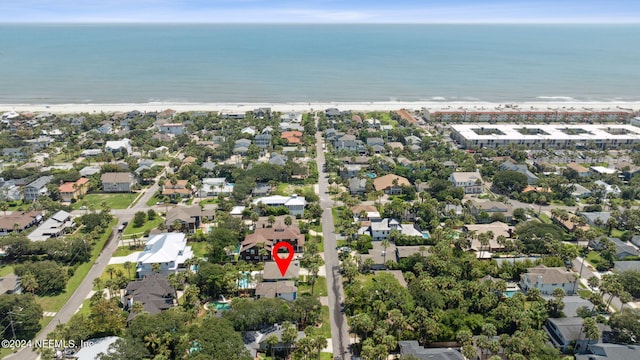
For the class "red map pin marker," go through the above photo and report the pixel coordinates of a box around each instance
[272,242,294,277]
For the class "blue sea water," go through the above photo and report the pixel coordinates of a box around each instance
[0,24,639,104]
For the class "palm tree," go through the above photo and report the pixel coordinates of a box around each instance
[106,266,116,279]
[21,272,38,294]
[152,263,161,273]
[381,239,391,265]
[131,301,145,314]
[266,334,279,359]
[123,261,133,279]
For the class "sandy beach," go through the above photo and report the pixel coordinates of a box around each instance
[1,101,640,115]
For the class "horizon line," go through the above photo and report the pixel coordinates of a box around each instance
[1,21,640,25]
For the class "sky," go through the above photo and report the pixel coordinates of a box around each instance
[1,0,639,23]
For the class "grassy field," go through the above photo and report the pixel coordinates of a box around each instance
[77,298,93,316]
[298,276,328,297]
[146,193,164,206]
[113,245,143,257]
[0,264,14,277]
[123,216,164,236]
[73,193,135,210]
[537,213,552,224]
[585,251,603,267]
[37,219,117,312]
[610,229,625,238]
[188,241,209,258]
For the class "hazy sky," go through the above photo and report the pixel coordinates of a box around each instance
[2,0,639,23]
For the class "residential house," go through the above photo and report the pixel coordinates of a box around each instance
[404,135,422,145]
[281,131,303,145]
[546,317,609,353]
[576,343,640,359]
[579,212,612,227]
[255,281,297,301]
[613,261,640,272]
[398,341,465,360]
[101,172,136,192]
[0,274,22,295]
[0,179,21,201]
[254,134,272,149]
[241,127,257,136]
[348,177,367,195]
[449,171,484,194]
[567,162,591,177]
[269,154,287,166]
[499,160,538,184]
[165,205,213,233]
[351,205,381,222]
[366,137,385,147]
[252,183,271,197]
[79,165,101,177]
[27,210,74,241]
[590,238,639,259]
[58,178,89,202]
[162,180,192,198]
[24,175,53,201]
[105,139,133,154]
[240,226,305,262]
[157,123,185,135]
[123,273,175,321]
[0,210,44,235]
[360,241,397,270]
[253,108,272,119]
[252,195,306,217]
[463,222,514,257]
[198,178,234,197]
[81,149,102,157]
[568,183,592,198]
[136,233,194,277]
[468,200,514,223]
[96,123,113,134]
[594,180,621,196]
[520,265,578,295]
[373,174,410,195]
[341,164,363,179]
[366,218,423,241]
[280,112,301,123]
[325,108,341,118]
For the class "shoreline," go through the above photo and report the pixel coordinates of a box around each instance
[2,100,640,114]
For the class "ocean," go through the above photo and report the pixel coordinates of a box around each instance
[1,24,639,104]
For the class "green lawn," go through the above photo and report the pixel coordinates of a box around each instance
[37,219,117,312]
[320,353,333,360]
[97,263,136,286]
[0,265,14,277]
[123,216,164,236]
[113,245,144,257]
[197,198,218,206]
[304,305,332,340]
[585,251,602,267]
[298,276,328,297]
[77,298,93,316]
[73,193,135,210]
[146,193,168,206]
[538,213,552,224]
[188,241,209,258]
[610,229,625,238]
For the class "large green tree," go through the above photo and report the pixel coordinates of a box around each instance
[0,294,43,340]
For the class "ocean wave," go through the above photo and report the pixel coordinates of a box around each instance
[536,96,576,101]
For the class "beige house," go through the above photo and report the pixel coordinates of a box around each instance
[101,172,136,192]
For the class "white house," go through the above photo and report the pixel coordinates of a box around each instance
[366,218,423,241]
[252,195,306,217]
[136,233,194,277]
[449,171,483,194]
[520,265,577,295]
[105,139,133,154]
[197,178,234,197]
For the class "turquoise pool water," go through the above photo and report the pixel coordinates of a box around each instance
[208,302,231,311]
[504,291,517,298]
[422,231,430,239]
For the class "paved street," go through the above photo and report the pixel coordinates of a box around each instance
[10,168,164,360]
[315,129,351,359]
